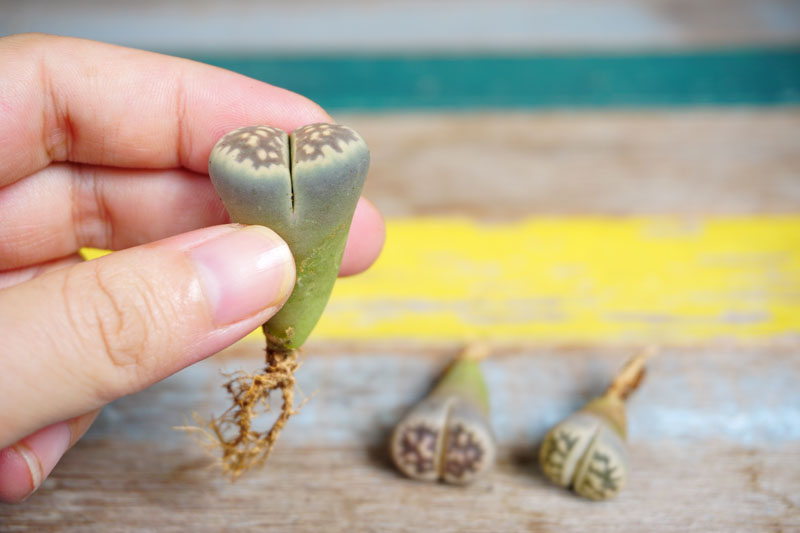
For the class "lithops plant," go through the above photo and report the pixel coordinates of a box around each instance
[390,345,496,485]
[205,123,369,477]
[539,348,653,500]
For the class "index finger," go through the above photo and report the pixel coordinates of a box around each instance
[0,33,332,186]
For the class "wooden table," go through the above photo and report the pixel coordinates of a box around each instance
[2,110,799,531]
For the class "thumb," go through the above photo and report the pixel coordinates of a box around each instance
[0,224,295,447]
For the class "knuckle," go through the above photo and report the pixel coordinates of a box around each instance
[63,260,174,397]
[71,166,114,250]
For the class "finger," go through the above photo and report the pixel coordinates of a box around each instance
[340,197,386,276]
[0,410,100,504]
[0,254,82,290]
[0,224,296,447]
[66,409,102,448]
[0,163,228,269]
[0,410,99,504]
[0,163,384,272]
[0,33,331,186]
[0,422,70,503]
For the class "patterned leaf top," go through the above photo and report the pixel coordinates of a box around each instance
[293,123,361,163]
[214,125,288,170]
[442,422,487,481]
[396,423,440,475]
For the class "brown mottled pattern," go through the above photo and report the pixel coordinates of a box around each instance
[443,423,484,479]
[398,424,439,475]
[293,123,359,163]
[216,126,287,170]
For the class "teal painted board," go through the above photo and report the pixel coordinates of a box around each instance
[187,47,800,111]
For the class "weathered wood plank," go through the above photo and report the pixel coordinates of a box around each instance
[3,0,799,52]
[2,104,799,531]
[1,342,798,531]
[343,111,800,218]
[312,216,800,343]
[2,442,798,533]
[75,342,800,448]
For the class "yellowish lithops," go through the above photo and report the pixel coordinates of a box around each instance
[539,349,653,500]
[390,345,496,485]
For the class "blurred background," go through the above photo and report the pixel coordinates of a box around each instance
[1,2,799,531]
[2,0,798,344]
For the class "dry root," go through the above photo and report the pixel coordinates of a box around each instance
[604,346,657,401]
[198,347,301,480]
[461,343,491,361]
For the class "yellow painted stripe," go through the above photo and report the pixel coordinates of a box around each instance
[83,216,800,343]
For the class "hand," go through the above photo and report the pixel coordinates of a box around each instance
[0,34,385,503]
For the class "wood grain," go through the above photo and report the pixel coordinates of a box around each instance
[1,341,798,532]
[344,110,800,219]
[2,109,798,530]
[3,443,798,533]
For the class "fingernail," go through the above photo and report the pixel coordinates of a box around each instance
[0,422,70,502]
[189,225,295,325]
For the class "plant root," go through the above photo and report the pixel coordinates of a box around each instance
[604,346,657,401]
[206,347,301,480]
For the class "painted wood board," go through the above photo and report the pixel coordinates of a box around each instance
[187,49,800,111]
[0,342,797,532]
[317,215,800,343]
[343,110,800,218]
[81,109,800,345]
[84,214,800,344]
[3,0,799,52]
[5,107,799,530]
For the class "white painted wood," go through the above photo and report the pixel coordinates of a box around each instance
[1,0,798,52]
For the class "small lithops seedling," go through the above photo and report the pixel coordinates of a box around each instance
[538,348,653,500]
[390,345,496,485]
[205,123,369,477]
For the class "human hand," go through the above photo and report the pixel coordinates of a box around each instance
[0,34,385,503]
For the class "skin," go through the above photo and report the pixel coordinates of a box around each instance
[0,33,386,503]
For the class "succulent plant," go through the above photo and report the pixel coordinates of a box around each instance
[390,345,496,485]
[205,123,369,476]
[209,123,369,350]
[538,349,652,500]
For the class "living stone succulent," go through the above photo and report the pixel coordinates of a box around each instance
[390,345,496,485]
[205,123,369,476]
[539,349,651,500]
[209,123,369,350]
[539,397,630,500]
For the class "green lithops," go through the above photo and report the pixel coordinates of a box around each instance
[209,123,369,350]
[539,349,651,500]
[205,123,369,477]
[390,345,496,485]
